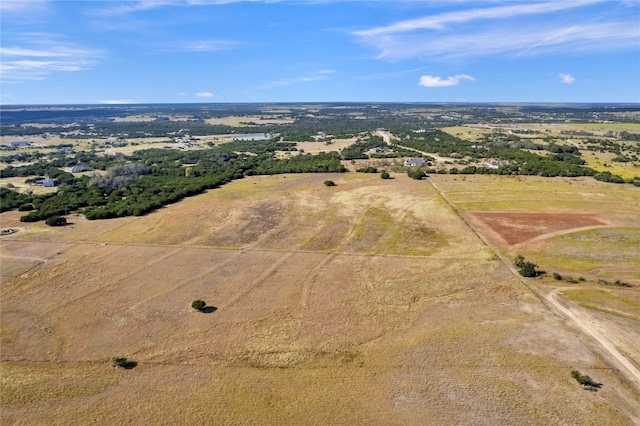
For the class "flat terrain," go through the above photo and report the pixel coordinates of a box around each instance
[2,173,639,425]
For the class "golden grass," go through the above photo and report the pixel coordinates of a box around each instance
[2,173,640,424]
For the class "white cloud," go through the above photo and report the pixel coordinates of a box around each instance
[100,99,137,104]
[179,92,187,96]
[0,0,49,13]
[354,1,603,37]
[419,74,475,87]
[260,70,336,90]
[197,92,216,97]
[559,73,576,84]
[353,1,639,60]
[0,35,101,81]
[183,40,239,52]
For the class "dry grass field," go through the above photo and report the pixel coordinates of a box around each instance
[2,173,639,425]
[431,174,640,395]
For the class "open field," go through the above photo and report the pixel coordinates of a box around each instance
[2,173,639,424]
[430,174,640,401]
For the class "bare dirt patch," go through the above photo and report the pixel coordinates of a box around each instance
[466,211,606,246]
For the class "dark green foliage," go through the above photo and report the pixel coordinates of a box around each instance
[0,187,33,212]
[407,169,426,180]
[45,216,67,227]
[553,272,563,281]
[519,261,539,277]
[111,357,137,369]
[593,172,625,184]
[514,255,540,277]
[356,166,378,173]
[192,300,206,311]
[571,370,601,391]
[18,203,35,211]
[598,278,632,288]
[380,171,390,179]
[324,180,336,187]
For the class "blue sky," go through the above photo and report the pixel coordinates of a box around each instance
[1,0,639,104]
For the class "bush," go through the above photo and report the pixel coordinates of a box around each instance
[380,170,390,179]
[18,203,34,211]
[191,299,206,311]
[571,370,601,391]
[553,272,563,280]
[407,169,426,180]
[323,180,336,187]
[45,216,67,227]
[111,357,137,369]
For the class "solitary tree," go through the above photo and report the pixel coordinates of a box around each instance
[191,299,206,311]
[45,216,67,227]
[323,180,336,187]
[380,170,390,179]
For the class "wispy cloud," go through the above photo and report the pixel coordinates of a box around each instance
[354,1,602,37]
[0,34,102,81]
[91,0,278,16]
[197,91,216,98]
[0,0,50,13]
[559,73,576,84]
[353,1,639,60]
[419,74,475,87]
[260,70,335,90]
[182,40,240,52]
[100,99,138,104]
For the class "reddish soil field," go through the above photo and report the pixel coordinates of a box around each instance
[466,211,606,246]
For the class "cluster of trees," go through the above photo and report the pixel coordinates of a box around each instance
[514,255,542,277]
[2,142,348,222]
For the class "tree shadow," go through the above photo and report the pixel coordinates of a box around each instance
[112,359,137,369]
[200,306,218,314]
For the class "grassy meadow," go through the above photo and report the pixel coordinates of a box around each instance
[1,173,639,424]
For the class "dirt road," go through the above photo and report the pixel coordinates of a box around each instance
[428,178,640,391]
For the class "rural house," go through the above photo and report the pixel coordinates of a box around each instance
[404,158,427,166]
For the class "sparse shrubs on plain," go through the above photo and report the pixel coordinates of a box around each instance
[380,171,390,179]
[192,299,206,311]
[323,180,336,187]
[553,272,563,281]
[598,278,632,288]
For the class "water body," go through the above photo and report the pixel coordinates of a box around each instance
[231,133,271,140]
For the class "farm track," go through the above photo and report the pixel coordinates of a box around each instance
[428,178,640,392]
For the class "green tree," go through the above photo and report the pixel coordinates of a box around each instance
[45,216,67,227]
[323,180,336,187]
[192,300,206,311]
[380,170,390,179]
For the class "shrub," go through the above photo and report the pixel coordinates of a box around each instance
[111,357,137,369]
[191,299,206,311]
[553,272,563,281]
[323,180,336,187]
[571,370,601,391]
[380,170,390,179]
[45,216,67,227]
[18,203,34,211]
[407,169,426,180]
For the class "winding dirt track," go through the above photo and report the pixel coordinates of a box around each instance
[428,178,640,391]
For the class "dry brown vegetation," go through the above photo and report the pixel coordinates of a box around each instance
[1,173,639,424]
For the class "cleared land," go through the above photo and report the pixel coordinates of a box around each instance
[431,174,640,393]
[2,173,639,425]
